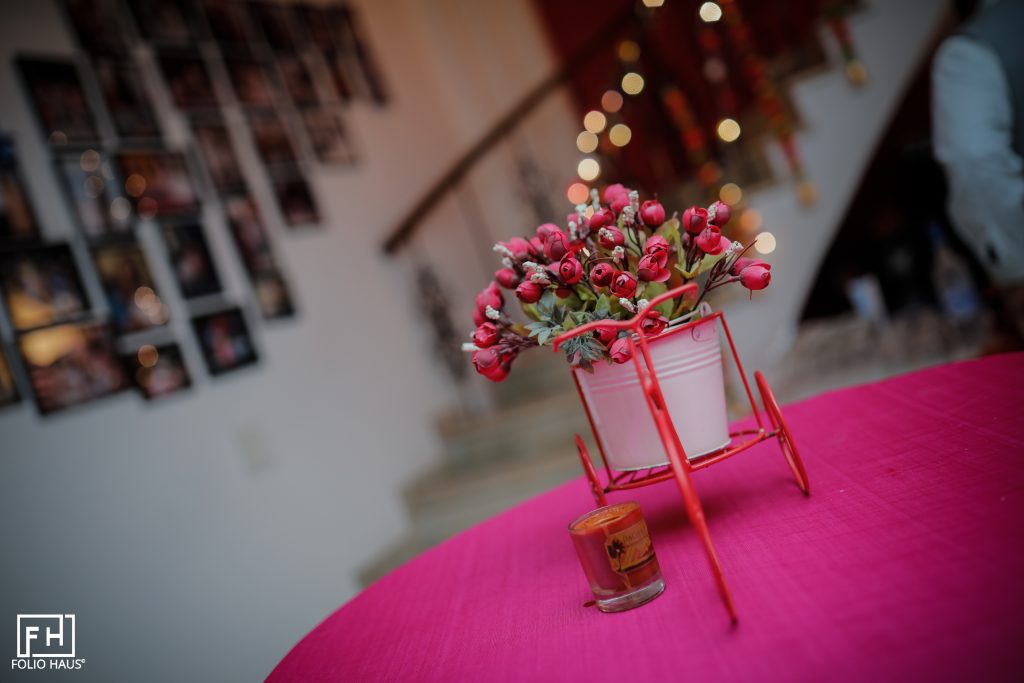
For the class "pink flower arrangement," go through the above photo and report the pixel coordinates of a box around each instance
[465,188,772,381]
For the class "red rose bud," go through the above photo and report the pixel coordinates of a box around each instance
[558,254,584,285]
[472,308,487,326]
[589,262,615,287]
[494,268,520,289]
[610,270,638,298]
[515,279,545,303]
[594,325,617,347]
[598,226,625,250]
[544,230,570,261]
[603,183,629,204]
[695,225,726,255]
[729,257,771,277]
[472,347,499,372]
[643,234,670,257]
[529,236,545,255]
[610,193,630,214]
[499,237,532,260]
[609,337,633,364]
[639,200,666,227]
[472,322,499,347]
[482,364,508,382]
[640,312,669,336]
[536,223,560,241]
[475,282,504,312]
[637,253,671,282]
[682,206,709,235]
[588,208,616,230]
[710,200,731,226]
[739,264,771,290]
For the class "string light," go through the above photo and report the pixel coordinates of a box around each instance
[716,118,741,142]
[583,110,607,134]
[609,124,632,147]
[622,72,645,95]
[565,183,589,204]
[577,158,600,182]
[739,209,762,232]
[719,183,742,205]
[699,2,723,22]
[617,40,641,62]
[125,173,146,197]
[601,90,623,113]
[576,130,598,154]
[754,231,777,254]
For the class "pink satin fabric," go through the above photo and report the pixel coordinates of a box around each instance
[268,354,1024,682]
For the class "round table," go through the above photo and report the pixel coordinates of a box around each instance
[268,354,1024,682]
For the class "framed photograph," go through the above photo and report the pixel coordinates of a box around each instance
[225,195,276,276]
[0,244,89,332]
[333,5,389,105]
[161,222,222,299]
[125,0,197,46]
[301,108,357,165]
[92,240,169,334]
[0,135,41,243]
[296,5,337,53]
[16,57,100,146]
[126,342,191,400]
[198,0,253,47]
[248,1,299,51]
[323,54,355,102]
[247,111,298,169]
[192,118,245,192]
[55,151,133,240]
[61,0,131,56]
[94,60,161,140]
[157,53,219,110]
[115,149,200,218]
[278,55,319,107]
[0,343,20,409]
[273,175,319,227]
[224,56,276,107]
[255,273,295,319]
[18,319,129,415]
[191,307,258,375]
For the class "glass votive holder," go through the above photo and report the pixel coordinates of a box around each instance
[568,501,665,613]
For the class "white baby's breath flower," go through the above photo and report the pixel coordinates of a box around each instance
[485,306,501,321]
[612,246,625,261]
[462,342,479,352]
[637,299,649,310]
[501,257,514,268]
[493,243,514,258]
[619,298,636,313]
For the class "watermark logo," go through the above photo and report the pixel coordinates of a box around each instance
[12,614,85,671]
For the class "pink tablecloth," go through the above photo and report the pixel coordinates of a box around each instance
[268,354,1024,682]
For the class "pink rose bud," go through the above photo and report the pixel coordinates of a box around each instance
[640,312,669,336]
[739,264,771,290]
[710,200,731,226]
[558,254,584,285]
[472,322,499,347]
[588,208,616,230]
[637,252,670,282]
[603,183,629,204]
[695,225,725,255]
[589,262,615,287]
[499,237,531,260]
[472,308,487,327]
[515,279,545,303]
[639,200,666,227]
[610,193,630,213]
[544,230,570,261]
[643,234,670,257]
[610,270,638,298]
[536,223,560,241]
[598,226,625,250]
[609,336,633,364]
[682,206,709,235]
[475,282,504,312]
[494,268,521,289]
[729,257,771,276]
[594,325,617,347]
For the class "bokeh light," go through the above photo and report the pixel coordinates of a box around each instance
[80,149,101,172]
[583,110,607,134]
[577,158,600,182]
[755,231,777,254]
[609,124,632,147]
[566,182,590,204]
[617,41,641,62]
[699,2,723,22]
[719,183,742,205]
[124,173,146,197]
[716,118,741,142]
[137,344,159,368]
[622,72,645,95]
[576,130,598,153]
[601,90,623,113]
[740,209,763,232]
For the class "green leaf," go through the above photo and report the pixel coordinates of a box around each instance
[696,251,728,275]
[594,294,611,318]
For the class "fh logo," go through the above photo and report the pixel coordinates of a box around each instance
[12,615,85,671]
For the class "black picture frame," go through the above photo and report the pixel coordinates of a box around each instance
[18,319,130,415]
[272,174,320,227]
[125,0,199,47]
[224,55,277,107]
[197,0,254,47]
[247,1,299,52]
[93,60,162,140]
[161,221,222,299]
[254,272,295,320]
[191,307,258,375]
[0,135,42,243]
[301,108,357,165]
[247,110,298,170]
[60,0,132,57]
[15,56,101,147]
[224,194,276,276]
[0,243,91,332]
[0,341,21,409]
[54,151,133,241]
[114,148,201,218]
[191,117,246,193]
[125,341,191,400]
[91,239,169,335]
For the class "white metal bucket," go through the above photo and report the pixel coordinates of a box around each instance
[575,313,731,470]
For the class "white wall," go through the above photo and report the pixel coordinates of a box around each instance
[0,1,563,681]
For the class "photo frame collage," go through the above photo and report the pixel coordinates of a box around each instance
[0,0,389,415]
